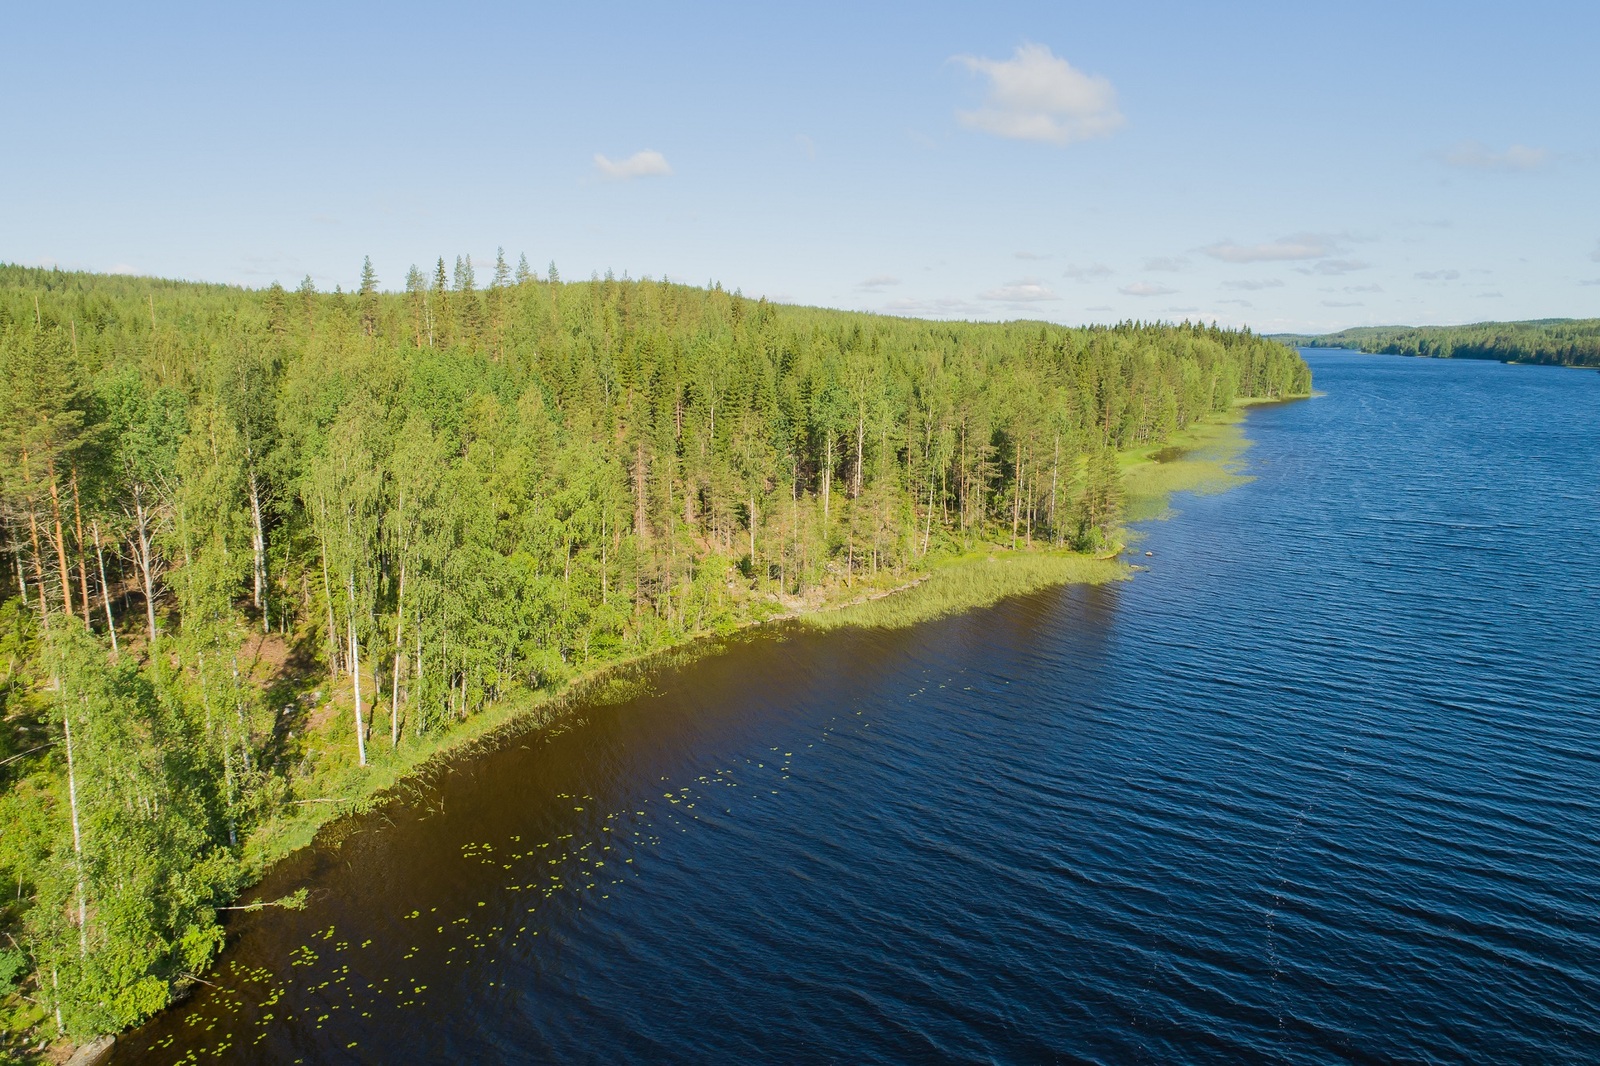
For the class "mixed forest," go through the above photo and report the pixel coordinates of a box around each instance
[0,258,1310,1047]
[1278,317,1600,367]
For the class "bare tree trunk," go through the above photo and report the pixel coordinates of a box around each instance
[131,496,159,643]
[46,461,74,621]
[852,409,864,498]
[92,520,117,658]
[248,465,269,632]
[390,558,406,750]
[822,435,833,526]
[1050,434,1060,545]
[348,583,366,767]
[316,499,339,681]
[70,468,91,626]
[1011,439,1022,549]
[61,699,88,957]
[11,536,26,607]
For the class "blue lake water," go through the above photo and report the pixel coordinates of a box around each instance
[118,350,1600,1064]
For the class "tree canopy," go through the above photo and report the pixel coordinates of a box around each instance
[0,260,1308,1045]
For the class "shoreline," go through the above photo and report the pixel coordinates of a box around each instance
[238,396,1302,899]
[48,398,1305,1061]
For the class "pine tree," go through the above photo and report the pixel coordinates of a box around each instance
[358,256,379,337]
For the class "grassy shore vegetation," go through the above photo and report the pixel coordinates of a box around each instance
[0,258,1309,1050]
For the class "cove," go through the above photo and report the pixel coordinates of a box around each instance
[115,350,1600,1064]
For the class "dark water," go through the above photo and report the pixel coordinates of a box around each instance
[118,352,1600,1064]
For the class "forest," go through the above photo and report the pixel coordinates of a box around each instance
[0,258,1310,1048]
[1277,318,1600,367]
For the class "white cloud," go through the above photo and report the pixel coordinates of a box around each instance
[593,149,672,180]
[981,279,1058,302]
[1221,278,1284,291]
[1218,298,1253,307]
[1322,300,1362,308]
[109,263,137,275]
[953,43,1122,145]
[1015,251,1051,260]
[857,275,901,291]
[1202,233,1336,263]
[1297,259,1369,276]
[1591,239,1600,263]
[1120,282,1176,297]
[1142,256,1188,272]
[1344,284,1384,293]
[1414,269,1460,280]
[1475,291,1504,298]
[1440,141,1549,171]
[1062,262,1112,281]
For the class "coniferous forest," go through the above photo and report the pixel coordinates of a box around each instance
[0,258,1309,1043]
[1276,317,1600,367]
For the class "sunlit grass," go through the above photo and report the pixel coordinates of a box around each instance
[806,550,1127,631]
[1120,411,1254,523]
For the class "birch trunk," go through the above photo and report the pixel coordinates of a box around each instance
[390,559,406,750]
[347,576,366,767]
[46,461,74,620]
[248,465,269,632]
[70,468,91,626]
[131,495,159,642]
[92,520,117,657]
[61,698,87,956]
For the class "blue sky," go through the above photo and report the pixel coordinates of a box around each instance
[7,0,1596,332]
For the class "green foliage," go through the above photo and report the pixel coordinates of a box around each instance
[1280,318,1600,367]
[0,260,1310,1043]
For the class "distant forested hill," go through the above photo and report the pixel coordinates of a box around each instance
[1272,318,1600,367]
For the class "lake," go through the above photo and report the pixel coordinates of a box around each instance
[115,350,1600,1064]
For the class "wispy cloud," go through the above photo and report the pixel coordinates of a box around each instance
[1591,238,1600,263]
[1218,298,1253,307]
[981,279,1058,302]
[1297,259,1369,276]
[1414,269,1460,280]
[1439,141,1549,171]
[1120,281,1176,297]
[1221,278,1284,291]
[1322,300,1362,308]
[593,149,672,180]
[1344,284,1383,293]
[795,134,816,159]
[953,43,1123,145]
[1202,233,1336,263]
[1475,291,1504,298]
[1062,262,1112,282]
[881,296,984,318]
[1142,256,1188,272]
[857,275,901,291]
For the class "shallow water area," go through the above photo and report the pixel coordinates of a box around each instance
[115,351,1600,1064]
